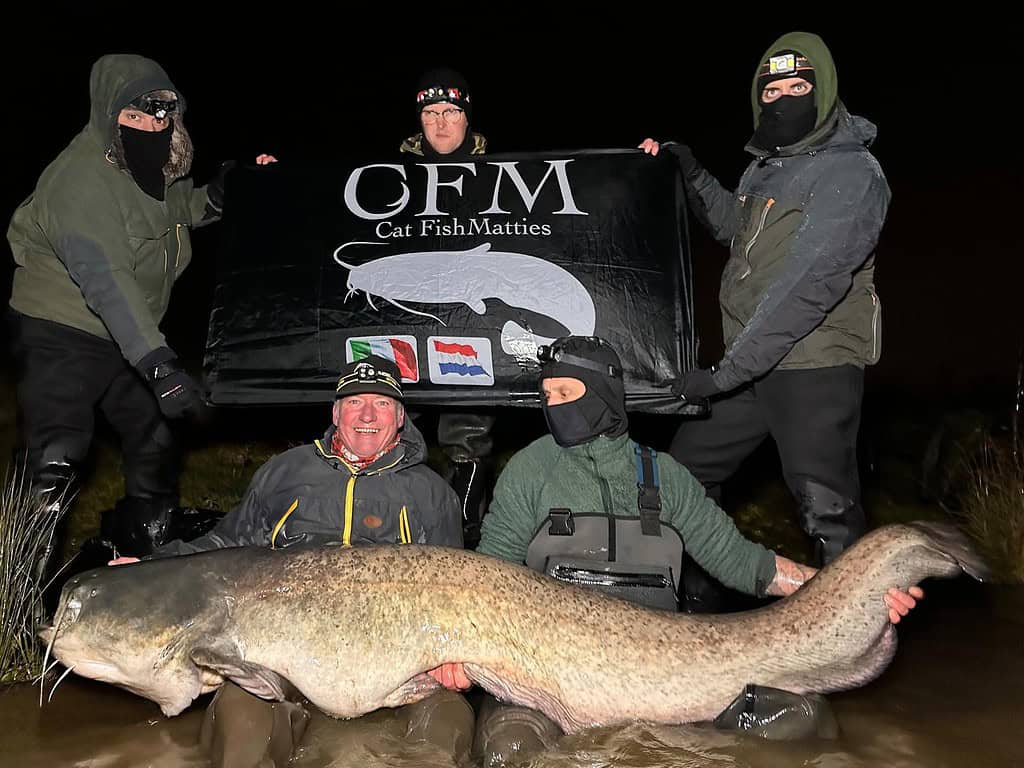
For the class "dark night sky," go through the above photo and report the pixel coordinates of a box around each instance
[3,15,1019,405]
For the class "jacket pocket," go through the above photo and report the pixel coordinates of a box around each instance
[350,497,407,545]
[125,226,171,306]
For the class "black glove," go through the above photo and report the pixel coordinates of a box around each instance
[664,142,700,181]
[204,160,236,216]
[671,368,721,401]
[136,347,205,420]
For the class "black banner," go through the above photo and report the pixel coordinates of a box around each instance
[204,149,697,412]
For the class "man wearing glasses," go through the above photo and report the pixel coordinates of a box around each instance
[401,67,487,157]
[400,68,493,548]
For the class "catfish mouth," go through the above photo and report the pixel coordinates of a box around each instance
[63,657,122,683]
[40,629,123,683]
[41,628,198,715]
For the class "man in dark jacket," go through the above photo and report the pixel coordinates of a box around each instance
[399,67,495,548]
[6,53,274,557]
[133,355,463,556]
[640,31,891,566]
[111,356,469,767]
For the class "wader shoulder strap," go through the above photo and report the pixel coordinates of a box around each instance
[634,443,662,536]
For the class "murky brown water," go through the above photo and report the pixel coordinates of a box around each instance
[3,579,1021,768]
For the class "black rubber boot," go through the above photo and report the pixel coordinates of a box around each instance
[795,480,867,567]
[473,694,562,767]
[99,494,178,557]
[404,690,475,764]
[448,459,490,549]
[200,682,310,768]
[713,683,839,740]
[29,460,77,617]
[679,556,729,614]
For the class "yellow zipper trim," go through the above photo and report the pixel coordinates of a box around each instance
[313,438,405,547]
[270,499,299,550]
[342,475,356,546]
[399,506,411,544]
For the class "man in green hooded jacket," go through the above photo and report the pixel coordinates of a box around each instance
[7,53,274,557]
[640,32,891,566]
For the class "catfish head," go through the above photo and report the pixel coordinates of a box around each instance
[39,555,237,716]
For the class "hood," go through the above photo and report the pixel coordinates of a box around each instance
[750,31,839,149]
[89,53,193,180]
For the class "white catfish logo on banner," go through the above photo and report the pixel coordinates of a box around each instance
[333,242,597,356]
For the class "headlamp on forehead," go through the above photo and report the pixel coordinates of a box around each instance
[759,53,814,80]
[129,95,178,120]
[536,338,622,379]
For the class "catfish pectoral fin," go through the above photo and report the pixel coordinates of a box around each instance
[381,672,442,708]
[190,645,291,702]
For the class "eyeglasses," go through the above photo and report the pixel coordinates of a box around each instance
[420,108,465,125]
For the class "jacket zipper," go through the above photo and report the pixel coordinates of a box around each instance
[399,505,411,544]
[588,455,614,516]
[868,286,880,362]
[174,223,182,271]
[588,453,616,560]
[740,198,775,280]
[342,475,356,546]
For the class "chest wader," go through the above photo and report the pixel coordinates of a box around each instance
[525,444,685,612]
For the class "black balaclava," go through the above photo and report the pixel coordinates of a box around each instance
[119,122,172,200]
[750,49,817,152]
[539,336,628,447]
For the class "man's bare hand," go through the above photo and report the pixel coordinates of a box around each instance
[427,662,471,690]
[637,138,660,155]
[884,586,924,624]
[107,556,140,566]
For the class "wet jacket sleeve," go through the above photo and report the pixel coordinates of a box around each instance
[477,448,544,563]
[42,185,168,366]
[712,154,891,392]
[152,461,276,557]
[661,456,777,595]
[664,142,739,245]
[423,480,464,547]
